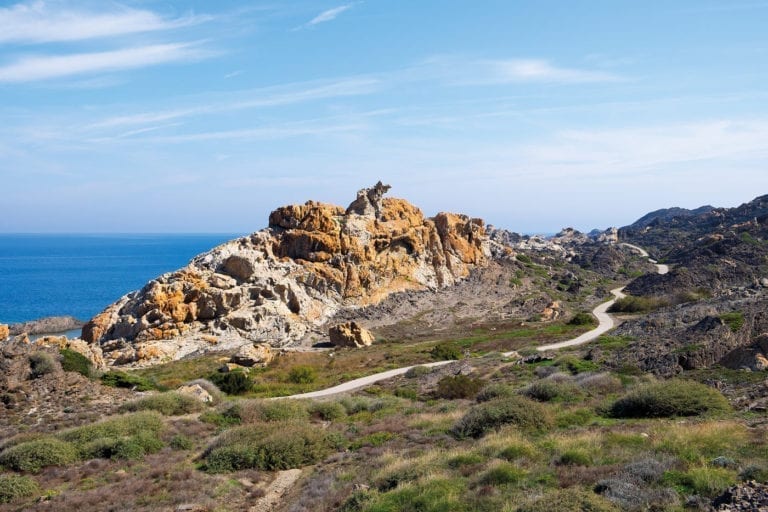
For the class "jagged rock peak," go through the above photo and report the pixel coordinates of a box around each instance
[346,180,392,217]
[81,183,491,366]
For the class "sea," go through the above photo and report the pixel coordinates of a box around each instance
[0,234,243,327]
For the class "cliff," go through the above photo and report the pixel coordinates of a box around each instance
[82,182,490,365]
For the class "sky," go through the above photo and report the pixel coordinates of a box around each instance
[1,0,767,234]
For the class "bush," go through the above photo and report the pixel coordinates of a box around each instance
[434,375,485,399]
[476,383,516,403]
[404,365,432,378]
[479,463,526,486]
[119,391,204,416]
[60,349,94,378]
[170,434,194,450]
[209,371,252,395]
[58,411,164,446]
[522,380,583,402]
[452,396,554,438]
[0,474,39,504]
[204,422,337,472]
[101,371,156,391]
[80,432,162,460]
[430,343,462,361]
[517,488,618,512]
[556,356,600,375]
[0,437,78,472]
[288,366,317,384]
[663,467,737,497]
[308,401,347,421]
[28,352,57,378]
[609,380,731,418]
[569,312,596,326]
[233,399,309,423]
[719,312,744,333]
[608,296,667,314]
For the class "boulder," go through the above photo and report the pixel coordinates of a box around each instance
[0,324,8,341]
[230,343,274,367]
[329,321,375,348]
[222,255,256,281]
[177,383,214,403]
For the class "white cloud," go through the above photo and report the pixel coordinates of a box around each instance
[0,0,209,44]
[0,43,210,83]
[308,4,356,25]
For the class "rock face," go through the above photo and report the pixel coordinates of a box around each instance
[328,321,375,348]
[82,183,490,365]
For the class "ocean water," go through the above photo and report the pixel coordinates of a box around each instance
[0,234,242,325]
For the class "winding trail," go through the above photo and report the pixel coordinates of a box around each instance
[282,244,666,399]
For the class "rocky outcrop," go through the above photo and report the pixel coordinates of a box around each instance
[328,321,375,348]
[230,343,274,367]
[82,183,490,365]
[32,336,106,369]
[712,481,768,511]
[9,315,83,336]
[0,324,8,341]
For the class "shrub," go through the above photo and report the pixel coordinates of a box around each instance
[430,342,462,361]
[0,437,78,472]
[101,370,156,391]
[608,296,667,314]
[60,349,94,378]
[57,411,164,446]
[209,371,252,395]
[609,379,731,418]
[452,396,554,438]
[170,434,194,451]
[476,383,516,403]
[288,366,317,384]
[308,401,347,421]
[517,488,618,512]
[663,467,737,497]
[719,312,744,333]
[557,356,600,375]
[516,254,533,264]
[479,463,526,486]
[557,449,593,466]
[434,375,485,399]
[575,373,624,395]
[204,421,337,472]
[80,433,162,460]
[404,365,432,379]
[569,312,596,326]
[0,474,39,504]
[28,352,57,378]
[522,380,583,402]
[119,391,204,416]
[233,399,309,423]
[446,453,485,468]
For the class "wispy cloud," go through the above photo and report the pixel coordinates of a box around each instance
[0,43,211,83]
[0,0,210,44]
[309,4,356,25]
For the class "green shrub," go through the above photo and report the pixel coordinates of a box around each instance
[452,396,554,439]
[308,401,347,421]
[719,312,744,333]
[233,399,309,423]
[557,449,593,466]
[287,365,317,384]
[350,432,397,450]
[608,295,668,314]
[556,356,599,374]
[101,370,156,391]
[479,463,526,486]
[446,453,485,468]
[80,434,161,460]
[60,349,94,378]
[204,421,337,472]
[119,391,204,416]
[58,411,164,446]
[209,371,252,395]
[517,488,618,512]
[430,343,463,361]
[476,383,516,403]
[0,437,78,472]
[522,380,583,402]
[170,434,194,451]
[0,474,40,504]
[28,352,57,378]
[516,254,533,264]
[569,312,596,326]
[200,409,242,428]
[609,379,730,418]
[404,365,432,378]
[434,375,485,399]
[663,467,737,497]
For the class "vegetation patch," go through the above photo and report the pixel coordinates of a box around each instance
[608,296,668,314]
[0,437,78,473]
[119,391,204,416]
[429,342,463,361]
[719,311,745,333]
[452,396,554,438]
[517,487,618,512]
[0,474,40,504]
[433,375,485,399]
[208,370,252,395]
[609,379,730,418]
[568,312,596,326]
[28,351,57,378]
[60,349,94,377]
[101,370,157,391]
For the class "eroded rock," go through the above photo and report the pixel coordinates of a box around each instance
[230,343,274,367]
[328,321,375,348]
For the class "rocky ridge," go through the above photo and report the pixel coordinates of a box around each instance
[82,182,490,366]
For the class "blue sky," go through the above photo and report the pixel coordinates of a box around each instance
[1,1,767,233]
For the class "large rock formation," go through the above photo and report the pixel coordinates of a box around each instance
[82,183,490,365]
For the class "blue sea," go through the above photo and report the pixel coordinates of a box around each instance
[0,234,242,325]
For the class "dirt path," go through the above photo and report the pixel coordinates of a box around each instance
[249,469,303,512]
